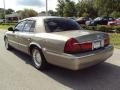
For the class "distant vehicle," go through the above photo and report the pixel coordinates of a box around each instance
[4,16,113,70]
[76,17,92,24]
[108,18,120,26]
[86,17,114,26]
[67,17,76,20]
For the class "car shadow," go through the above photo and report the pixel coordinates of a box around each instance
[10,49,120,90]
[10,49,32,65]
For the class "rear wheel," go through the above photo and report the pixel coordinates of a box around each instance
[31,47,47,70]
[4,38,12,50]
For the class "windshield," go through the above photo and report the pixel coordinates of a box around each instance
[44,18,81,32]
[94,17,102,21]
[117,18,120,20]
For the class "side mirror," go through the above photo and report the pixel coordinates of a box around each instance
[8,27,13,31]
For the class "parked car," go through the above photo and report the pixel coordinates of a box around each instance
[4,16,113,70]
[76,17,92,24]
[67,17,76,20]
[108,18,120,26]
[86,17,114,26]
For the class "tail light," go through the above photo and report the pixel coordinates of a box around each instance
[104,35,110,46]
[64,38,92,53]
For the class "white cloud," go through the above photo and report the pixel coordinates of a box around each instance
[0,0,78,12]
[17,0,43,7]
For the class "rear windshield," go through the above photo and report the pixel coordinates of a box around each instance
[44,18,81,32]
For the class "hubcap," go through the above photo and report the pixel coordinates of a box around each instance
[32,49,42,67]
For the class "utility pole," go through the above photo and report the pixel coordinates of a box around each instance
[46,0,48,16]
[3,0,6,23]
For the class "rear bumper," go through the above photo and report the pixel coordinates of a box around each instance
[43,45,114,70]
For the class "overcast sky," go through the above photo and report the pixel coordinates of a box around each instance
[0,0,78,12]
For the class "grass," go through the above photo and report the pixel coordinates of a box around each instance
[109,33,120,49]
[0,24,14,30]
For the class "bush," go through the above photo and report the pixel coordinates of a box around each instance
[114,26,120,33]
[81,24,96,30]
[96,25,113,32]
[110,11,120,18]
[81,25,120,33]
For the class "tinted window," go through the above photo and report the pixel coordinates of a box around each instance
[15,21,26,31]
[23,20,35,32]
[44,18,81,32]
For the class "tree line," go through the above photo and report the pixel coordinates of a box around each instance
[0,0,120,19]
[56,0,120,18]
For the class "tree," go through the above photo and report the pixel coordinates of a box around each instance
[76,0,97,17]
[63,0,76,17]
[92,0,120,16]
[16,9,38,19]
[110,11,120,18]
[48,10,57,16]
[0,8,4,19]
[56,0,65,16]
[6,9,14,14]
[56,0,76,17]
[0,13,4,19]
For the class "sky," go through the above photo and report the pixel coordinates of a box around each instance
[0,0,78,12]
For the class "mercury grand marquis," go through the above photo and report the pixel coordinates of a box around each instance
[4,16,114,70]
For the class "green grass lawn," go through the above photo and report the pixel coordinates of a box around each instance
[0,24,14,30]
[109,33,120,49]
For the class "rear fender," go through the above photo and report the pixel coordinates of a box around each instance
[29,42,42,55]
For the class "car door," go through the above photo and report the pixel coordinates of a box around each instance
[8,21,26,50]
[16,20,36,54]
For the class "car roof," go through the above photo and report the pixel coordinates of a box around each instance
[20,16,66,22]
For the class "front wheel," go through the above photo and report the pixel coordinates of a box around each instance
[31,47,47,70]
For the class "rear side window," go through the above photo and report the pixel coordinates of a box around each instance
[44,18,81,32]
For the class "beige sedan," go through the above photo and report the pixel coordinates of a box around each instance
[4,16,114,70]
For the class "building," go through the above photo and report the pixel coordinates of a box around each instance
[5,13,21,22]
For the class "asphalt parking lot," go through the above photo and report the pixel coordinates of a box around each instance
[0,30,120,90]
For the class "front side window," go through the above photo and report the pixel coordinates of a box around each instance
[14,21,26,32]
[23,20,35,32]
[44,18,81,32]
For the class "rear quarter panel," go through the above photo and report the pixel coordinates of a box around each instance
[33,33,69,53]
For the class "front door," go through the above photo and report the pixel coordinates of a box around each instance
[17,20,36,54]
[9,21,26,50]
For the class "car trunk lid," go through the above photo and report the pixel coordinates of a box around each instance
[52,30,107,43]
[53,30,109,53]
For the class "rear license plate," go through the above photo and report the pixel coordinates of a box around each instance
[93,41,101,49]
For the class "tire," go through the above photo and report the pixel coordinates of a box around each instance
[31,47,47,70]
[4,38,12,50]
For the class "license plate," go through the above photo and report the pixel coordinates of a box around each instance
[93,41,101,49]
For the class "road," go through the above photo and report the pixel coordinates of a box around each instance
[0,30,120,90]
